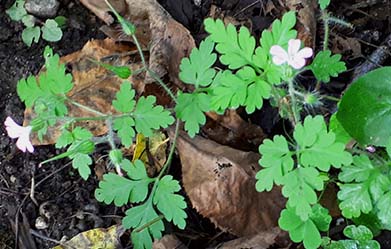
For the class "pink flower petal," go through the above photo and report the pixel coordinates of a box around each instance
[5,117,23,138]
[288,39,301,55]
[270,45,288,65]
[297,47,313,59]
[4,117,34,153]
[289,57,306,69]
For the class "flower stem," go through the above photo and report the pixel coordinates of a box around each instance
[106,117,122,176]
[288,79,300,125]
[131,34,178,103]
[315,10,330,91]
[66,98,106,116]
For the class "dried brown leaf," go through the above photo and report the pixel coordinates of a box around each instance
[80,0,195,87]
[216,227,282,249]
[174,131,285,236]
[153,235,188,249]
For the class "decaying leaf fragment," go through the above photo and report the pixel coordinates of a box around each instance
[80,0,195,86]
[52,225,125,249]
[173,131,286,236]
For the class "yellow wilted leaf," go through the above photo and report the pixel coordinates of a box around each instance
[132,132,168,176]
[52,225,125,249]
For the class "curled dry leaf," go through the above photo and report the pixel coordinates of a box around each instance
[80,0,195,87]
[24,38,145,145]
[173,130,285,236]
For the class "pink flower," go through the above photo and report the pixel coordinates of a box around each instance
[4,117,34,153]
[270,39,313,69]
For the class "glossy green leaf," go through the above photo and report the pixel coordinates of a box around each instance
[337,67,391,146]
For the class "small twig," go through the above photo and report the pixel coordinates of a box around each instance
[0,172,10,188]
[352,33,391,81]
[35,162,71,189]
[30,229,76,249]
[30,175,38,206]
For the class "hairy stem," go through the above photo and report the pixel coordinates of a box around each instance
[66,98,105,116]
[106,117,122,176]
[288,79,300,125]
[315,10,330,91]
[131,34,178,103]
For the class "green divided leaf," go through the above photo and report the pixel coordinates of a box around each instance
[42,46,73,94]
[210,70,247,110]
[204,18,255,69]
[338,183,373,219]
[113,117,135,148]
[56,129,74,148]
[56,126,92,149]
[22,26,40,47]
[344,225,374,243]
[253,11,296,84]
[279,204,331,249]
[245,78,271,113]
[134,96,175,136]
[175,92,209,137]
[309,50,346,83]
[338,155,389,218]
[337,67,391,146]
[376,191,391,228]
[259,11,297,55]
[210,67,271,113]
[95,160,153,206]
[179,39,217,87]
[112,82,137,148]
[72,153,92,180]
[256,135,293,191]
[6,0,27,21]
[153,175,187,229]
[17,46,73,114]
[123,202,164,249]
[338,225,380,249]
[282,167,324,220]
[294,115,352,171]
[17,76,45,107]
[41,19,63,42]
[113,81,136,113]
[319,0,331,10]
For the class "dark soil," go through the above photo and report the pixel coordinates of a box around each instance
[0,0,109,248]
[1,0,391,248]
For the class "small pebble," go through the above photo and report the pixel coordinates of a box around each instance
[25,0,60,18]
[35,216,49,230]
